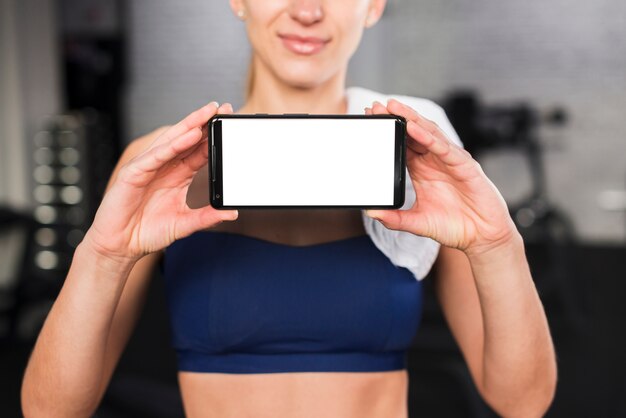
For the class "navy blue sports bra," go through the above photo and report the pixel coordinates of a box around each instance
[162,231,423,374]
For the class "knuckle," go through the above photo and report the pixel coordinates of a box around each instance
[471,159,484,173]
[117,163,138,183]
[459,148,472,159]
[427,122,439,134]
[439,142,453,157]
[119,160,134,174]
[183,111,199,128]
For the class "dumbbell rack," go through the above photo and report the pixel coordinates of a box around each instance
[10,110,116,340]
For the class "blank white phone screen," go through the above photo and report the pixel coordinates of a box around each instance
[220,118,397,206]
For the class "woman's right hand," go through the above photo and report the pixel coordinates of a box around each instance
[83,101,238,262]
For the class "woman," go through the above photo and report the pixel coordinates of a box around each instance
[21,1,557,417]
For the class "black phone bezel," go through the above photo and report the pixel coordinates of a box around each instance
[208,114,406,210]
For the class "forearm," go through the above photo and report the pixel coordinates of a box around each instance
[21,239,137,417]
[466,233,557,417]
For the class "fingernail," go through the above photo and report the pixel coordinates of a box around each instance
[209,101,219,108]
[365,210,379,220]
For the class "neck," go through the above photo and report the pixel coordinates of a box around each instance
[239,55,348,115]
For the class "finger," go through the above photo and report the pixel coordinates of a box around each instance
[364,107,372,115]
[385,98,461,162]
[386,99,420,122]
[407,120,468,166]
[193,102,234,166]
[364,208,427,236]
[407,138,428,155]
[199,103,231,140]
[152,101,220,148]
[181,138,210,172]
[181,102,235,176]
[371,101,389,115]
[218,102,234,114]
[132,127,203,174]
[387,99,447,142]
[369,101,425,153]
[405,146,421,167]
[176,207,239,239]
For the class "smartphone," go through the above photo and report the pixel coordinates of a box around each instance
[208,114,406,209]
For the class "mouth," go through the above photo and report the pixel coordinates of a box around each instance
[278,33,331,56]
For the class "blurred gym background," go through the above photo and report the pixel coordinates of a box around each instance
[1,0,625,417]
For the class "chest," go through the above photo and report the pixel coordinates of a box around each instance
[162,231,423,355]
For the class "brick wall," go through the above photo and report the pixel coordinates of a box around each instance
[126,0,626,242]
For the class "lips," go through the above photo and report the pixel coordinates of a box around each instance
[278,33,330,56]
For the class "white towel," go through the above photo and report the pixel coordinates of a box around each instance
[346,86,464,281]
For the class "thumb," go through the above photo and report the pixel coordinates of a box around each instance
[365,209,429,237]
[176,207,239,239]
[365,209,404,230]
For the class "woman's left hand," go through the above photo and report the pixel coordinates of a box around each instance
[365,99,520,256]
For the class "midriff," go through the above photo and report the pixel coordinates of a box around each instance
[178,370,409,418]
[179,197,409,417]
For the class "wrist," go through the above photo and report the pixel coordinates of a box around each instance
[465,229,525,266]
[77,232,139,273]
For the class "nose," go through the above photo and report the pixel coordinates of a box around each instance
[288,0,324,26]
